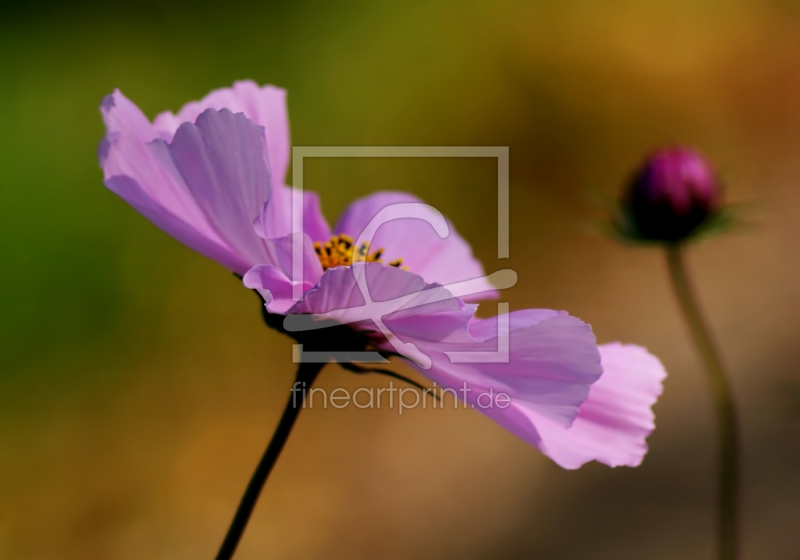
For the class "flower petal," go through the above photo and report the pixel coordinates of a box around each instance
[151,82,331,242]
[100,89,159,144]
[99,91,248,272]
[407,311,602,429]
[287,263,474,343]
[242,265,290,305]
[242,230,324,311]
[149,108,273,268]
[519,343,666,469]
[152,80,291,185]
[253,188,332,243]
[333,192,498,301]
[243,265,306,314]
[100,89,329,274]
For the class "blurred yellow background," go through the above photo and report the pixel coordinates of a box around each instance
[1,0,799,558]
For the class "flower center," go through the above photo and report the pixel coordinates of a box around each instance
[313,234,405,271]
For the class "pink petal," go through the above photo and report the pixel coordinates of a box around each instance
[151,81,331,242]
[101,90,210,223]
[152,80,291,186]
[149,108,273,269]
[407,311,602,429]
[100,89,159,144]
[299,190,332,242]
[243,265,305,314]
[333,192,498,301]
[99,91,247,272]
[520,343,666,469]
[241,265,286,310]
[265,232,325,287]
[253,188,332,243]
[242,231,325,313]
[286,263,474,343]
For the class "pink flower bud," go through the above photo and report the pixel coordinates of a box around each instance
[625,146,720,242]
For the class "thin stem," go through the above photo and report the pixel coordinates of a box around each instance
[665,245,740,560]
[214,361,325,560]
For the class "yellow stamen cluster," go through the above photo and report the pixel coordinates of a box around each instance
[314,234,405,271]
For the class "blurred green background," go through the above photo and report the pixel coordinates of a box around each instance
[1,0,799,558]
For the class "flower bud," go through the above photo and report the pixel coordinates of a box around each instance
[623,146,720,242]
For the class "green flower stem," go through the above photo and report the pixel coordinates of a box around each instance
[665,245,740,560]
[214,361,325,560]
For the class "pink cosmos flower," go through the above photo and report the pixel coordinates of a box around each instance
[99,81,666,469]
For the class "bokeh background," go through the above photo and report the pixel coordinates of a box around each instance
[2,0,799,558]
